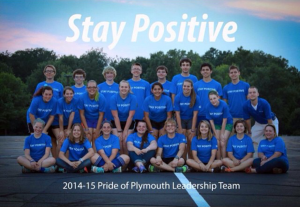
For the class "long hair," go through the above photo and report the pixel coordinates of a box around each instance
[69,123,86,144]
[33,85,53,97]
[135,120,149,149]
[197,120,213,141]
[183,79,196,108]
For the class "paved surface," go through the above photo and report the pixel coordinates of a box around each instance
[0,136,299,207]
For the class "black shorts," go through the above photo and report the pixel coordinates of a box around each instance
[150,120,166,130]
[111,120,135,130]
[162,157,175,164]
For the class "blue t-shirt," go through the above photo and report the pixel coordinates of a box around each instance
[71,85,86,124]
[191,136,218,163]
[150,80,173,97]
[24,133,52,161]
[226,134,254,160]
[35,81,64,99]
[223,81,249,118]
[243,98,275,124]
[60,138,92,161]
[174,93,200,120]
[194,79,223,117]
[258,137,288,164]
[206,99,233,125]
[29,96,57,123]
[110,93,137,122]
[170,74,198,96]
[57,97,78,126]
[126,132,156,149]
[128,79,150,120]
[78,92,106,120]
[143,94,173,122]
[98,82,119,121]
[157,133,187,158]
[95,134,120,157]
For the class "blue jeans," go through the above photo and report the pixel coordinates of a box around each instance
[253,157,289,174]
[56,158,91,173]
[128,150,156,166]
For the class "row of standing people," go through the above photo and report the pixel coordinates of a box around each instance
[18,117,288,174]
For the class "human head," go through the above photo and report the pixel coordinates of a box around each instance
[200,63,212,79]
[72,69,86,85]
[156,65,168,80]
[229,65,240,81]
[180,57,192,75]
[164,118,177,133]
[41,86,53,102]
[131,62,142,78]
[63,86,74,102]
[102,66,117,80]
[43,65,56,80]
[264,124,277,139]
[69,123,85,144]
[234,120,247,133]
[180,57,192,67]
[119,80,132,95]
[101,120,113,136]
[151,82,164,97]
[33,118,45,135]
[136,120,148,134]
[183,79,196,108]
[197,120,213,140]
[208,90,219,106]
[33,118,45,128]
[248,86,259,101]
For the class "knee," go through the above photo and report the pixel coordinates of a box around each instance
[120,154,130,164]
[49,157,56,165]
[150,157,156,164]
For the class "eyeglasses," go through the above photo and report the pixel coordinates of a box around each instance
[45,70,54,73]
[74,76,84,79]
[87,86,97,89]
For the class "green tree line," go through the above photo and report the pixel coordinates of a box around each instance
[0,47,299,135]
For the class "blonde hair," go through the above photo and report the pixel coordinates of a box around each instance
[43,65,56,73]
[119,80,133,94]
[102,66,117,77]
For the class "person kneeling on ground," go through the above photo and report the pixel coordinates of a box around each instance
[186,120,222,172]
[17,118,56,173]
[149,118,188,173]
[56,123,94,173]
[91,121,130,173]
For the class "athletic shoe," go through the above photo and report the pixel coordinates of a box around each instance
[112,167,122,173]
[79,167,89,173]
[44,166,56,173]
[22,166,31,173]
[132,166,139,173]
[213,166,221,173]
[148,164,160,173]
[139,165,147,173]
[175,165,188,173]
[58,167,67,173]
[273,168,283,174]
[91,166,104,173]
[220,165,226,172]
[224,167,233,173]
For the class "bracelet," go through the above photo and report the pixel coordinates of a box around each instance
[79,158,84,162]
[30,159,35,163]
[117,130,123,133]
[191,129,195,132]
[149,130,153,133]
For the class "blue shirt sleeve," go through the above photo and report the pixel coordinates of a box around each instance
[60,139,70,153]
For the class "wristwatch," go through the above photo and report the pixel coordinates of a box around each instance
[79,158,84,162]
[175,155,180,160]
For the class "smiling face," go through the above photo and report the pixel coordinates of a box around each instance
[199,122,209,136]
[264,126,276,140]
[74,74,85,85]
[200,66,212,79]
[229,68,240,81]
[235,123,245,134]
[42,89,53,102]
[157,69,167,80]
[131,65,142,78]
[119,81,130,96]
[102,122,112,136]
[209,94,219,106]
[44,66,56,80]
[136,122,147,135]
[104,71,115,81]
[33,122,43,136]
[87,81,97,96]
[182,81,192,95]
[72,125,81,140]
[64,89,74,103]
[248,87,259,101]
[165,122,176,134]
[180,61,191,75]
[152,84,163,97]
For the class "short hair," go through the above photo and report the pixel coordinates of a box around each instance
[131,62,142,69]
[197,120,213,140]
[43,65,56,73]
[164,118,177,128]
[156,65,168,73]
[33,85,53,97]
[264,124,278,138]
[102,66,117,77]
[208,90,218,97]
[229,65,240,72]
[151,82,163,90]
[72,69,86,79]
[249,86,258,92]
[33,118,45,127]
[180,57,192,66]
[233,120,247,133]
[200,63,212,71]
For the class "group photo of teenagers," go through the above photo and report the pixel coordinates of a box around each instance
[17,57,289,175]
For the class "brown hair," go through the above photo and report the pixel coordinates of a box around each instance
[33,85,53,97]
[234,120,247,133]
[69,123,86,144]
[197,120,213,141]
[156,65,168,73]
[72,69,86,79]
[43,65,56,73]
[183,79,196,108]
[264,124,278,138]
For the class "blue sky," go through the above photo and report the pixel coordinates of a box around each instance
[1,0,299,69]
